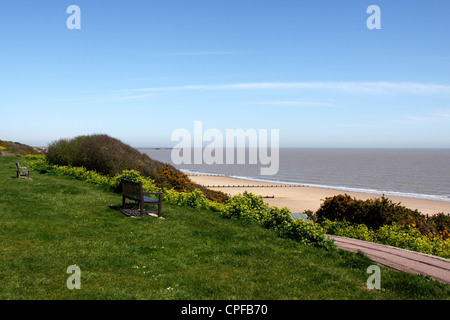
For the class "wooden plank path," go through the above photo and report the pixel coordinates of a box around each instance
[328,235,450,284]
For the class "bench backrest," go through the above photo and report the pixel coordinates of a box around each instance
[121,179,143,201]
[16,163,27,171]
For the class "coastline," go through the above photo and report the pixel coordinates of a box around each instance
[188,174,450,216]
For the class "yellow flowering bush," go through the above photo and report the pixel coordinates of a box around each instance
[164,189,208,208]
[109,170,161,193]
[206,199,225,212]
[221,191,332,248]
[374,223,449,258]
[281,219,329,246]
[320,219,375,241]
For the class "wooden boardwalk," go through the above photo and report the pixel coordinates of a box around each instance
[328,235,450,284]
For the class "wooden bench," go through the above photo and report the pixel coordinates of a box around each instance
[16,162,30,179]
[121,178,163,217]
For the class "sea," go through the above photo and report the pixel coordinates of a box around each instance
[139,148,450,203]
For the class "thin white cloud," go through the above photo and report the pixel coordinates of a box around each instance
[250,100,337,107]
[162,51,242,56]
[405,112,450,124]
[120,81,450,94]
[115,93,166,101]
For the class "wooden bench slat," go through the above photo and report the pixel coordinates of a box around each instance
[143,196,159,203]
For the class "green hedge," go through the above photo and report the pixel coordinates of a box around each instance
[220,191,332,248]
[311,194,450,238]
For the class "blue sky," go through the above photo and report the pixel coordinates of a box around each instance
[1,0,450,148]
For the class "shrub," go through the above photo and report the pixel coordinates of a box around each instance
[313,194,402,229]
[163,189,208,209]
[156,163,193,192]
[280,219,330,247]
[424,213,450,240]
[221,191,331,248]
[22,155,52,174]
[205,199,226,212]
[46,134,165,177]
[374,223,450,258]
[46,136,85,168]
[312,194,356,223]
[312,194,448,237]
[221,191,266,221]
[320,219,375,242]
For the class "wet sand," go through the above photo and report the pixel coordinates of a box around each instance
[189,174,450,215]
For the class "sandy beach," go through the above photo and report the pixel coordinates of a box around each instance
[189,174,450,216]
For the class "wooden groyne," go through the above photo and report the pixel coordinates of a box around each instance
[186,174,308,188]
[203,184,306,188]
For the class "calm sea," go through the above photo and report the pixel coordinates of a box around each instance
[139,148,450,203]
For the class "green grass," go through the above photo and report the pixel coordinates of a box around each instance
[0,156,449,299]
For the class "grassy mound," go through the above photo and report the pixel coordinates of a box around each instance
[0,139,44,156]
[46,134,167,177]
[46,134,228,203]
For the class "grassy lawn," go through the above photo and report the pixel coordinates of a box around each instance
[0,156,449,300]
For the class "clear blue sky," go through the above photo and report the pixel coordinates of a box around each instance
[1,0,450,148]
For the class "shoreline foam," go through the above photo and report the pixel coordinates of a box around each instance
[187,173,450,216]
[182,169,450,203]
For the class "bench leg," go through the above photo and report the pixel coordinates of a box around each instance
[139,202,145,217]
[157,194,162,217]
